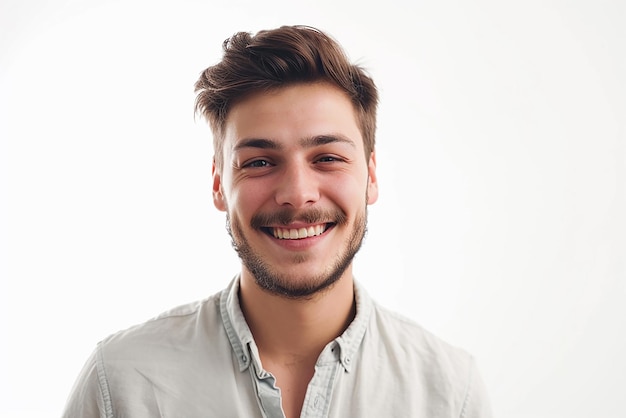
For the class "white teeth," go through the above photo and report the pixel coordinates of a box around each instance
[271,224,327,240]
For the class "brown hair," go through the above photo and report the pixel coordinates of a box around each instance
[194,25,379,170]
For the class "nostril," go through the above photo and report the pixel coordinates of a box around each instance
[275,185,320,207]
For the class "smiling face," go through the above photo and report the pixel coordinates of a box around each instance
[213,82,378,298]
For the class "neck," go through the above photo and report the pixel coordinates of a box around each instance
[239,268,356,363]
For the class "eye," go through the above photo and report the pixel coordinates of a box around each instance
[315,155,344,163]
[243,159,273,168]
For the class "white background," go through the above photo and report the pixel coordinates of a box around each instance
[1,0,624,417]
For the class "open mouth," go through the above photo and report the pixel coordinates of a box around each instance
[261,223,334,240]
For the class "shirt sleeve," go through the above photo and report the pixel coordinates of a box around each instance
[61,346,111,418]
[460,358,493,418]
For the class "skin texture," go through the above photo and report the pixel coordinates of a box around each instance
[211,81,378,418]
[213,81,378,299]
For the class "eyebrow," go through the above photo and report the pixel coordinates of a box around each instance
[300,134,356,148]
[233,134,356,151]
[233,138,279,151]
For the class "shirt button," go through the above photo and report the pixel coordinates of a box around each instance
[344,357,351,364]
[242,355,248,362]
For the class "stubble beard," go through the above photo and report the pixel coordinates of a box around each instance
[226,206,368,299]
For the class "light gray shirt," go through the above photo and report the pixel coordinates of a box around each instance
[62,277,492,417]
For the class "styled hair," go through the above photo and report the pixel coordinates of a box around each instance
[194,25,379,170]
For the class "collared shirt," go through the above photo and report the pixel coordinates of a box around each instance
[62,277,492,417]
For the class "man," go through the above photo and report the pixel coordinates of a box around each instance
[63,25,492,418]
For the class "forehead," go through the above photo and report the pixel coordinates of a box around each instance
[223,82,363,151]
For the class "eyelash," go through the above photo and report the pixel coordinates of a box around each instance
[316,156,339,163]
[240,155,346,171]
[243,159,272,168]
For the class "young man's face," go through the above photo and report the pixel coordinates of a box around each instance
[213,82,378,298]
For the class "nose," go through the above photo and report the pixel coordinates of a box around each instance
[274,162,320,208]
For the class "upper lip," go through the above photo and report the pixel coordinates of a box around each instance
[265,222,329,229]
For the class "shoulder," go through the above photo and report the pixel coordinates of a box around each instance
[344,300,492,417]
[71,285,255,416]
[99,290,224,360]
[369,302,471,366]
[369,303,473,372]
[362,302,482,408]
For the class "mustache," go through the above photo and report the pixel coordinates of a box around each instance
[250,208,348,229]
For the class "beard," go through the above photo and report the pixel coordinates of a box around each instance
[226,205,368,299]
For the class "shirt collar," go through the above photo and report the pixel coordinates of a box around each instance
[219,275,374,374]
[334,279,372,372]
[220,276,255,372]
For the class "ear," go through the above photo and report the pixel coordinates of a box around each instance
[366,151,379,205]
[212,158,227,212]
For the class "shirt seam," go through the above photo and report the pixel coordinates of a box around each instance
[459,356,475,418]
[96,341,115,418]
[149,298,212,322]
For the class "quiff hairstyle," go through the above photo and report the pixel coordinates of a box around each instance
[194,25,379,171]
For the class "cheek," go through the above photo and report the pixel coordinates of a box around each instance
[229,184,269,215]
[327,176,369,209]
